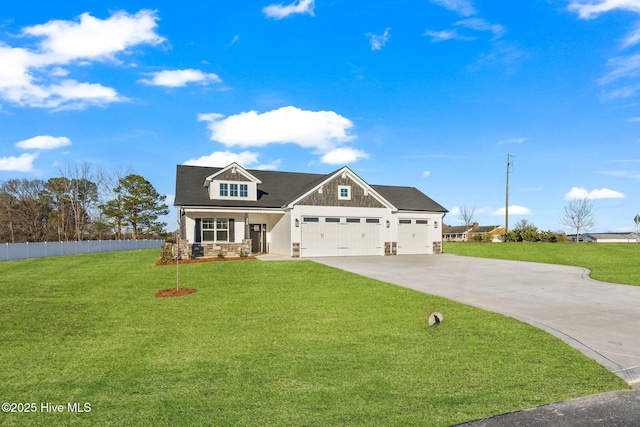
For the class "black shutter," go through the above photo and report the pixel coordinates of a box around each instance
[195,218,201,243]
[229,218,235,242]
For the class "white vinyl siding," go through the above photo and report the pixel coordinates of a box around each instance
[269,211,291,255]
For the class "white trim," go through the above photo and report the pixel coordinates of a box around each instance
[180,206,284,215]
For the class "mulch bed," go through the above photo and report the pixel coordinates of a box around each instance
[155,256,256,266]
[155,287,198,298]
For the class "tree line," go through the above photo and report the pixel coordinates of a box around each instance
[0,163,169,243]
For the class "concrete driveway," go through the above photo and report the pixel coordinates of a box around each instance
[313,254,640,385]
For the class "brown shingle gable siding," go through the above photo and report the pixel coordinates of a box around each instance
[297,175,385,208]
[216,170,252,182]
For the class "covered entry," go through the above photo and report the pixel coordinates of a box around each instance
[397,219,432,254]
[300,217,382,257]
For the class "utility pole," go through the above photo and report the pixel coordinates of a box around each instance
[505,154,513,234]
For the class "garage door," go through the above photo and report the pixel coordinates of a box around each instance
[300,217,382,257]
[397,219,432,254]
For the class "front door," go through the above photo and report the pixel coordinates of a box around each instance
[250,224,265,253]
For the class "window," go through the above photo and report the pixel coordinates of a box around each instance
[416,220,429,225]
[240,184,248,197]
[346,218,360,223]
[216,218,229,241]
[201,218,229,242]
[325,217,340,223]
[366,218,380,224]
[338,185,351,200]
[230,183,238,197]
[202,218,216,241]
[399,219,412,224]
[303,217,319,223]
[219,183,228,197]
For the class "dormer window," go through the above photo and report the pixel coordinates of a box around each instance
[205,163,262,201]
[218,182,249,198]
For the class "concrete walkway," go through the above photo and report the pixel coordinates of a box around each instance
[312,254,640,385]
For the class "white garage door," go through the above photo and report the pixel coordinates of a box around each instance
[300,217,382,257]
[397,219,432,254]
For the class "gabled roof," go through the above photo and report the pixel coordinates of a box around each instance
[444,225,470,234]
[204,162,262,184]
[285,166,397,210]
[371,185,447,213]
[470,225,503,233]
[174,164,448,212]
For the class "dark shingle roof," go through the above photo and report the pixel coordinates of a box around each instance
[370,184,447,213]
[174,164,447,212]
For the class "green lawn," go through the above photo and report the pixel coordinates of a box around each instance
[444,242,640,286]
[0,250,627,426]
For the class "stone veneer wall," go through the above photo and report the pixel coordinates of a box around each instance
[292,242,300,258]
[385,242,397,256]
[177,240,252,258]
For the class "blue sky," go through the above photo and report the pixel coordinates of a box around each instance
[1,0,639,232]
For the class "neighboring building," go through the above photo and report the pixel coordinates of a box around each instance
[444,223,505,242]
[580,233,639,244]
[174,163,448,258]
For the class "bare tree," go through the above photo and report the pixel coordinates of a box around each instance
[0,179,52,242]
[560,197,597,243]
[458,206,476,229]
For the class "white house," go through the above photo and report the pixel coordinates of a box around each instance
[174,163,448,258]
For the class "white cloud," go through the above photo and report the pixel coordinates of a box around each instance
[568,0,640,19]
[366,28,391,51]
[491,205,533,216]
[15,135,71,150]
[263,0,315,19]
[422,170,432,177]
[0,10,163,109]
[424,29,476,42]
[455,18,505,40]
[448,206,461,216]
[320,147,369,164]
[0,153,38,172]
[429,0,477,17]
[184,150,281,170]
[621,22,640,49]
[22,10,164,63]
[599,54,640,84]
[139,69,222,87]
[184,150,260,167]
[600,170,640,178]
[198,106,356,152]
[564,186,626,200]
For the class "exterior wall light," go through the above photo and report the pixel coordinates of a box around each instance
[386,220,390,228]
[295,219,300,227]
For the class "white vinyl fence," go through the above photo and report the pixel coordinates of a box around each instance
[0,240,164,261]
